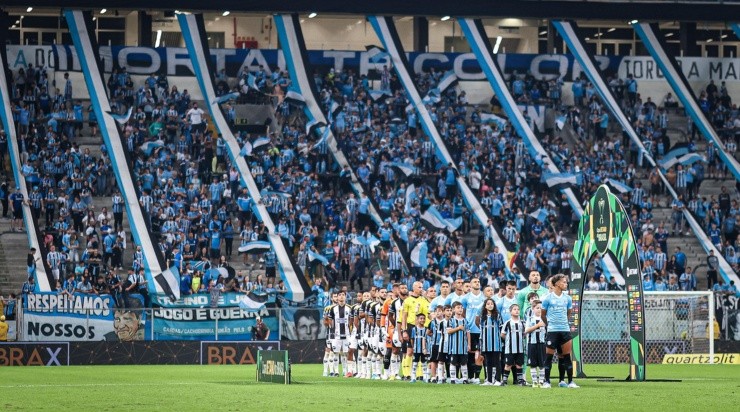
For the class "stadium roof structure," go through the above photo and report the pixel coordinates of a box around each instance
[2,0,740,22]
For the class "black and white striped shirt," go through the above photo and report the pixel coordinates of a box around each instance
[388,251,402,270]
[526,316,547,344]
[502,318,526,354]
[327,304,350,339]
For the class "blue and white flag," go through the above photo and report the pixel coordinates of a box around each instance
[238,241,272,254]
[306,118,326,136]
[605,178,632,194]
[139,139,165,156]
[480,112,507,129]
[555,115,567,130]
[366,45,389,63]
[307,250,329,266]
[404,183,417,213]
[410,241,428,268]
[391,161,415,177]
[436,70,458,93]
[284,90,306,106]
[239,141,253,156]
[421,206,463,233]
[251,136,271,152]
[529,208,550,223]
[329,100,342,117]
[109,106,133,125]
[542,172,582,189]
[247,73,260,91]
[368,89,392,102]
[215,92,239,104]
[423,88,442,105]
[660,152,706,170]
[352,235,381,253]
[311,127,331,151]
[261,190,292,199]
[237,292,269,312]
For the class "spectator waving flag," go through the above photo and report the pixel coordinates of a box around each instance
[555,115,567,130]
[284,90,307,106]
[605,178,632,194]
[352,235,382,253]
[659,152,706,170]
[215,92,239,104]
[306,118,326,136]
[542,172,582,189]
[529,208,550,223]
[435,70,458,93]
[365,45,389,63]
[311,126,331,151]
[109,106,133,125]
[307,250,329,266]
[329,100,342,117]
[238,241,272,254]
[139,139,165,156]
[410,241,428,268]
[239,141,253,156]
[480,112,507,129]
[251,136,271,152]
[368,89,392,102]
[246,73,260,91]
[404,183,417,213]
[237,292,269,312]
[391,161,415,177]
[420,205,463,233]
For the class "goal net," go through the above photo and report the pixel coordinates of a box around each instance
[580,291,713,364]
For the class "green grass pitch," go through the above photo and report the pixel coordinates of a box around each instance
[2,364,738,411]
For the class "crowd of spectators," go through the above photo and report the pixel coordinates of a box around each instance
[4,59,740,309]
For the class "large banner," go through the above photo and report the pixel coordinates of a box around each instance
[6,44,740,84]
[22,292,148,342]
[151,292,279,341]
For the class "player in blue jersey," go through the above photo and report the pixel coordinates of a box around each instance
[541,274,578,388]
[427,305,445,383]
[462,277,486,384]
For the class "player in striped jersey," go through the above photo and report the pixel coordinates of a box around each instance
[388,284,406,379]
[353,292,368,378]
[380,284,398,379]
[446,301,468,384]
[347,296,362,377]
[326,291,351,377]
[525,300,547,387]
[500,304,527,386]
[409,313,428,383]
[427,306,445,383]
[477,298,502,386]
[322,292,338,377]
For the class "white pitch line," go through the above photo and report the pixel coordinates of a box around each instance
[0,382,196,389]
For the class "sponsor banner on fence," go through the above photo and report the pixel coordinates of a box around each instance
[200,341,280,365]
[0,342,69,366]
[662,353,740,365]
[22,292,148,342]
[151,292,278,340]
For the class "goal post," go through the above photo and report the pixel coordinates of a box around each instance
[579,291,714,366]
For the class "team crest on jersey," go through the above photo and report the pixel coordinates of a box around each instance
[547,340,552,345]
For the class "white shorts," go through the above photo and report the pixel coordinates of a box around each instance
[326,339,333,350]
[332,338,348,353]
[348,334,358,350]
[392,329,403,348]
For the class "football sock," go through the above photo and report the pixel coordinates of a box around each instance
[323,352,329,374]
[530,367,538,383]
[449,365,457,382]
[515,366,523,383]
[558,357,566,383]
[564,354,574,383]
[390,354,399,376]
[544,354,554,383]
[411,362,418,379]
[502,369,510,384]
[461,365,468,381]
